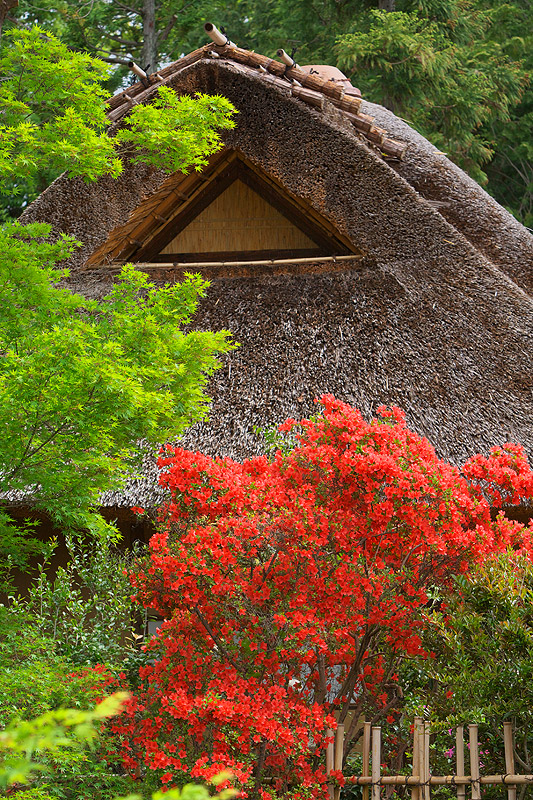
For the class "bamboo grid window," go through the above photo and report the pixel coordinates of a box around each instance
[160,179,319,257]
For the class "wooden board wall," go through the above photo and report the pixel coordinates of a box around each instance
[160,179,317,255]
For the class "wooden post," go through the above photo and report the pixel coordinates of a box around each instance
[503,721,517,800]
[326,727,334,800]
[412,717,423,800]
[469,725,481,800]
[455,726,466,800]
[422,721,431,800]
[372,726,382,800]
[362,721,371,800]
[333,725,345,800]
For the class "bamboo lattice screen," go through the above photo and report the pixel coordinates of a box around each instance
[326,718,531,799]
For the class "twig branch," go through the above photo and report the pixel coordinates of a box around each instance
[192,605,241,673]
[157,13,177,44]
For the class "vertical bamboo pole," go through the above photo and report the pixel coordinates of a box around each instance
[362,721,371,800]
[326,727,334,800]
[372,726,382,800]
[333,725,345,800]
[455,726,466,800]
[503,721,517,800]
[469,724,481,800]
[418,720,426,798]
[422,721,431,800]
[412,717,423,800]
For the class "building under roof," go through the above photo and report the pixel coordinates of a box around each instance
[19,30,533,516]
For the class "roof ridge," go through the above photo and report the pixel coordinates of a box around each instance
[106,43,407,160]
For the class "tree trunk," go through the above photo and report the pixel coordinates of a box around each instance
[142,0,158,73]
[0,0,18,44]
[378,0,395,10]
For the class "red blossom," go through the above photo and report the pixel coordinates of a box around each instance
[108,397,533,799]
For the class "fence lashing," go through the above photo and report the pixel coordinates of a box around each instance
[325,718,533,798]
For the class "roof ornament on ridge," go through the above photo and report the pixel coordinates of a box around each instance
[105,26,408,160]
[204,22,236,49]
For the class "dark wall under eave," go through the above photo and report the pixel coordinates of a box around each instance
[1,506,154,596]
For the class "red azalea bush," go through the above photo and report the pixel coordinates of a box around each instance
[112,397,533,798]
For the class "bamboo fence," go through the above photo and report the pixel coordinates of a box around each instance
[326,718,531,798]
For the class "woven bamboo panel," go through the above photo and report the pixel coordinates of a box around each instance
[160,179,316,255]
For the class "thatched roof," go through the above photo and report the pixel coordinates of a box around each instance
[19,40,533,509]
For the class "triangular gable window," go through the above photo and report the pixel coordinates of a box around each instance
[155,179,320,261]
[86,152,359,269]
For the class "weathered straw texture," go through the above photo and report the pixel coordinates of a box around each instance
[359,99,533,297]
[20,55,533,508]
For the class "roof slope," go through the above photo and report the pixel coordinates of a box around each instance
[20,44,533,504]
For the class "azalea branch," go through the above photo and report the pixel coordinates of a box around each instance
[191,604,241,673]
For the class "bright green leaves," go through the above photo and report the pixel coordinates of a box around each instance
[0,222,234,537]
[0,27,236,192]
[0,27,120,185]
[0,222,79,344]
[115,89,236,174]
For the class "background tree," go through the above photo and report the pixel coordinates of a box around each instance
[2,0,197,72]
[335,0,528,186]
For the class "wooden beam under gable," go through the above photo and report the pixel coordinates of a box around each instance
[86,149,238,267]
[238,154,357,255]
[235,163,351,255]
[134,160,354,263]
[122,151,240,262]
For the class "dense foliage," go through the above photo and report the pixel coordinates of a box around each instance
[0,600,136,799]
[0,25,236,560]
[398,552,533,793]
[110,398,533,798]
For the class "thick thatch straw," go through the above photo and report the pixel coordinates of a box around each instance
[20,49,533,508]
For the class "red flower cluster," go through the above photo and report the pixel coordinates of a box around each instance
[112,397,533,798]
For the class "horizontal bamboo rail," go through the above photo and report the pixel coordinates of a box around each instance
[346,775,533,786]
[133,254,363,269]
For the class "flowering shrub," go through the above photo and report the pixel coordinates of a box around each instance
[114,397,533,798]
